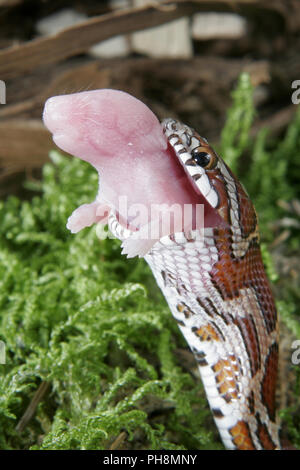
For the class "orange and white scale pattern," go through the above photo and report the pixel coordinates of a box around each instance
[108,119,280,450]
[144,227,280,450]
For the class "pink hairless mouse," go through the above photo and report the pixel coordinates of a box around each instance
[43,89,219,257]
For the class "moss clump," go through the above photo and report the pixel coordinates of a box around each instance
[0,75,299,449]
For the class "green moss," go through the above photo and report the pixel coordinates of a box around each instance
[220,73,256,173]
[0,76,299,449]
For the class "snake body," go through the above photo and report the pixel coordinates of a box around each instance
[108,118,280,450]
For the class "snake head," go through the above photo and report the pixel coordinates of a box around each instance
[163,118,258,241]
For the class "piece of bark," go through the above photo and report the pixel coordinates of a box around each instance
[0,1,199,79]
[0,119,59,170]
[15,381,50,433]
[109,431,127,450]
[1,0,300,80]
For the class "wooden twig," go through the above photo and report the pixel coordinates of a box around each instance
[0,1,198,79]
[15,381,50,433]
[109,431,127,450]
[0,0,299,80]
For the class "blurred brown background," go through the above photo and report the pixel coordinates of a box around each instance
[0,0,299,197]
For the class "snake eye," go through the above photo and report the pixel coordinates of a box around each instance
[191,147,216,169]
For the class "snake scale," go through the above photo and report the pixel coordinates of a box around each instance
[108,118,281,450]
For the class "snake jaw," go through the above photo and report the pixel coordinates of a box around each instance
[162,119,221,210]
[162,118,256,240]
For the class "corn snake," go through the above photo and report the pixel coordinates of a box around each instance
[108,118,282,450]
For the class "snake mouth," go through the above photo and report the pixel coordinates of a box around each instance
[162,119,223,229]
[109,119,224,245]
